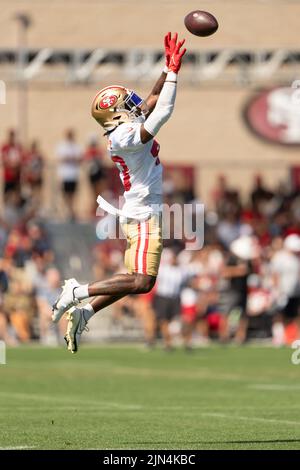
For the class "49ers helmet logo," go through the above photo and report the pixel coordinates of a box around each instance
[99,94,118,109]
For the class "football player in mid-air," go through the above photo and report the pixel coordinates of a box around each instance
[52,33,186,352]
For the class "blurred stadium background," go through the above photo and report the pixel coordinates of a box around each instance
[1,0,300,349]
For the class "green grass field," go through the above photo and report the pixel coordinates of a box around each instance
[1,344,300,450]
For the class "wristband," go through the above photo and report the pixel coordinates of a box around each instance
[166,71,177,81]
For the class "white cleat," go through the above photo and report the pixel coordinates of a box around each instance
[52,278,80,323]
[64,306,89,354]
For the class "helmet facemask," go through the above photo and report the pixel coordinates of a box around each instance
[123,91,149,123]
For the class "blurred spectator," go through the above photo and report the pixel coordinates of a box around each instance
[271,234,300,344]
[153,249,189,350]
[0,258,17,345]
[56,129,82,220]
[84,135,106,213]
[217,211,252,249]
[4,229,32,268]
[251,174,274,213]
[2,190,37,230]
[0,258,9,294]
[180,281,201,350]
[245,272,274,341]
[180,247,224,349]
[35,267,66,345]
[22,140,44,199]
[27,221,53,260]
[1,129,24,197]
[0,311,17,345]
[211,174,229,209]
[218,236,259,343]
[3,268,34,342]
[133,292,156,348]
[212,174,241,216]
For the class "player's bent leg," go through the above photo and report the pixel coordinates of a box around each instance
[59,213,161,315]
[54,272,156,329]
[64,281,155,354]
[87,272,156,297]
[133,273,156,294]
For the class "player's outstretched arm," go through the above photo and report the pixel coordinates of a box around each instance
[145,33,177,113]
[140,33,186,144]
[145,71,167,115]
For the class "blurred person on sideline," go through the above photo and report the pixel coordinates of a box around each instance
[1,129,24,197]
[4,228,33,268]
[25,250,53,297]
[84,135,106,214]
[271,234,300,344]
[22,140,44,200]
[180,245,223,349]
[2,191,36,230]
[153,249,187,350]
[35,267,66,344]
[27,221,53,262]
[132,290,156,348]
[218,236,260,343]
[0,310,17,345]
[112,293,156,347]
[4,220,53,271]
[180,278,202,351]
[211,174,236,214]
[217,209,252,249]
[3,269,35,342]
[250,174,274,214]
[0,258,16,345]
[56,129,82,220]
[243,272,274,342]
[181,269,223,349]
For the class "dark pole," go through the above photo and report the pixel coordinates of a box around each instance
[14,13,31,145]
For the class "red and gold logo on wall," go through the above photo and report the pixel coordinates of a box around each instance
[244,86,300,146]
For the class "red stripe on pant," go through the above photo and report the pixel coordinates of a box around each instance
[142,221,149,274]
[135,222,141,272]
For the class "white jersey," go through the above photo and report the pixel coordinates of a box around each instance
[108,122,163,219]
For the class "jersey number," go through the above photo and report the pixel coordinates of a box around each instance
[112,156,131,191]
[112,141,160,192]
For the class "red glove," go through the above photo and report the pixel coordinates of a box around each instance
[164,32,177,68]
[164,32,186,73]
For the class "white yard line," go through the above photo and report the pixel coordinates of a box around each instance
[0,391,141,410]
[249,384,300,391]
[1,397,300,414]
[2,390,300,421]
[106,366,248,382]
[202,412,300,427]
[0,446,35,450]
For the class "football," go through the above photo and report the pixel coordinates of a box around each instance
[184,10,218,37]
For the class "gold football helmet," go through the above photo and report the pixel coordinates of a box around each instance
[91,85,148,131]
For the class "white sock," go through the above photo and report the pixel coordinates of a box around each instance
[74,284,89,301]
[83,303,95,321]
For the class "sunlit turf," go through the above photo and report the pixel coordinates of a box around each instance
[0,344,300,449]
